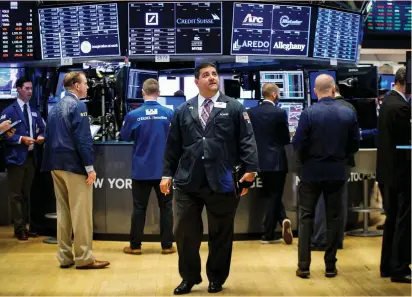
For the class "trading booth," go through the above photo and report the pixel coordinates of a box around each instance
[0,0,410,240]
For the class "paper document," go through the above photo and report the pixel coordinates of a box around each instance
[90,125,101,138]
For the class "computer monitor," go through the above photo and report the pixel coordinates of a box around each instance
[277,102,304,133]
[126,101,144,113]
[308,70,337,100]
[407,51,411,94]
[345,98,378,130]
[127,69,158,100]
[236,99,259,110]
[337,66,378,99]
[157,96,186,111]
[0,68,25,99]
[224,79,241,99]
[260,71,305,100]
[379,74,395,90]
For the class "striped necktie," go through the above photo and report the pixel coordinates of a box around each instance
[200,98,212,129]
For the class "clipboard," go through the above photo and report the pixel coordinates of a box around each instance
[0,120,21,136]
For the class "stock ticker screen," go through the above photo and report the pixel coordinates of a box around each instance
[313,8,361,61]
[231,3,311,56]
[367,1,411,34]
[128,2,222,55]
[0,2,35,61]
[39,3,121,59]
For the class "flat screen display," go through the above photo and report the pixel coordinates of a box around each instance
[127,69,158,100]
[236,99,259,109]
[0,68,25,98]
[157,96,185,110]
[231,3,311,56]
[313,8,361,61]
[260,71,305,100]
[309,70,337,100]
[39,3,121,59]
[128,2,222,55]
[0,2,35,61]
[367,1,411,34]
[277,102,303,133]
[379,74,395,90]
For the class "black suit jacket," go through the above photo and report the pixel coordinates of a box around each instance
[376,90,411,187]
[247,101,290,172]
[335,96,357,167]
[163,93,259,193]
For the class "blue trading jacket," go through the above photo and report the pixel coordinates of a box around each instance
[41,93,94,176]
[0,100,45,166]
[120,100,173,180]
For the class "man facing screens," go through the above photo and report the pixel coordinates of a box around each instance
[311,84,357,251]
[42,72,109,269]
[247,83,293,245]
[160,63,258,295]
[120,78,175,256]
[292,74,360,278]
[376,67,411,283]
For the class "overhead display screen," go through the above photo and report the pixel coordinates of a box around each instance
[39,3,121,59]
[231,3,311,56]
[0,1,35,61]
[260,71,305,100]
[128,2,222,55]
[313,8,361,61]
[367,1,411,34]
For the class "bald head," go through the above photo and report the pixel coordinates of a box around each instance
[262,83,280,102]
[314,74,336,99]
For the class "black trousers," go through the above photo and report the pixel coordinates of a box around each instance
[130,179,174,249]
[174,187,239,284]
[260,171,288,237]
[8,153,35,234]
[298,180,345,270]
[380,184,411,277]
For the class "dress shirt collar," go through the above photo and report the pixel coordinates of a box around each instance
[198,91,220,106]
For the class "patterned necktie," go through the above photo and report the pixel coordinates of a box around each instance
[200,98,212,129]
[23,104,30,134]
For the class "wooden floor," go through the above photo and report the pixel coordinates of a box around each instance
[0,226,410,296]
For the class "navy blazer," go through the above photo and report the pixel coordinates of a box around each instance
[292,97,360,181]
[120,101,173,180]
[41,93,94,176]
[0,100,45,166]
[247,101,290,172]
[163,93,259,193]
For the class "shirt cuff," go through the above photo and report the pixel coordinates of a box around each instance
[162,176,173,179]
[18,136,22,144]
[85,165,94,173]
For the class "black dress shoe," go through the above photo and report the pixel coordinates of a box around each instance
[25,230,38,238]
[296,268,310,278]
[325,268,338,278]
[17,231,28,241]
[173,280,201,295]
[391,274,411,283]
[60,263,75,269]
[208,282,222,293]
[380,271,391,278]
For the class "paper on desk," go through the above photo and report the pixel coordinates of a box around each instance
[90,125,101,138]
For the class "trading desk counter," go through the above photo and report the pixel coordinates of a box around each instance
[18,143,380,240]
[90,141,299,238]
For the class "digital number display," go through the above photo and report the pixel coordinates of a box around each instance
[39,3,121,59]
[0,1,35,60]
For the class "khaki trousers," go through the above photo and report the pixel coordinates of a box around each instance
[51,170,94,267]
